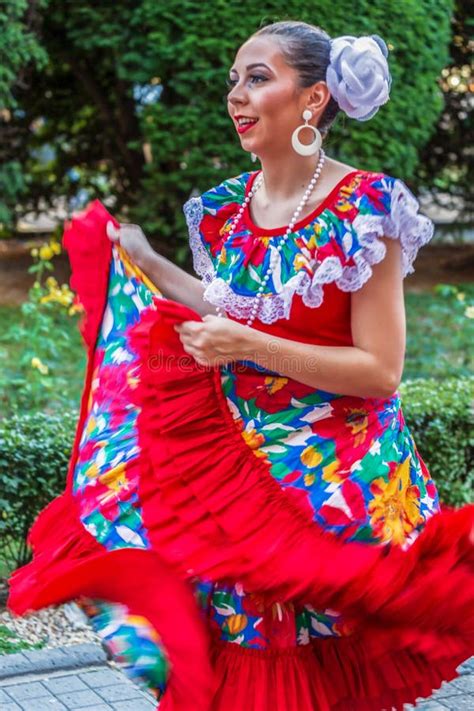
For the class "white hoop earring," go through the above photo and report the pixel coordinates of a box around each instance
[291,110,322,156]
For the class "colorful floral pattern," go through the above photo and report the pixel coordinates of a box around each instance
[184,169,434,323]
[74,171,438,697]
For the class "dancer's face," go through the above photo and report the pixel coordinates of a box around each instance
[227,36,328,160]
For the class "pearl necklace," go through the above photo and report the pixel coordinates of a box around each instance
[214,148,326,327]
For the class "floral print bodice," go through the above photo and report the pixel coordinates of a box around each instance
[184,168,434,344]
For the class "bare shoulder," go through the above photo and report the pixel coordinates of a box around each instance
[313,157,362,202]
[324,156,362,178]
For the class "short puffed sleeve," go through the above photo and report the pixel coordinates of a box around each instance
[183,172,250,286]
[330,173,435,292]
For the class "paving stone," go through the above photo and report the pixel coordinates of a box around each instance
[0,644,107,681]
[96,683,145,703]
[459,658,474,675]
[0,654,35,680]
[22,649,70,670]
[56,688,106,709]
[78,669,124,688]
[414,703,449,710]
[452,675,474,695]
[4,681,51,702]
[54,644,108,670]
[0,688,13,703]
[437,695,474,710]
[111,700,155,711]
[0,704,22,711]
[43,676,90,695]
[17,697,68,710]
[23,649,69,674]
[431,680,465,700]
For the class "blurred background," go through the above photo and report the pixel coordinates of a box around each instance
[0,0,472,655]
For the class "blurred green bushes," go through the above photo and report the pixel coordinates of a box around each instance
[1,0,454,255]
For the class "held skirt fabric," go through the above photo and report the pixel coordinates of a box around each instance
[7,201,474,711]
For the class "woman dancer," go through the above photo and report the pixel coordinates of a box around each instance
[8,20,474,711]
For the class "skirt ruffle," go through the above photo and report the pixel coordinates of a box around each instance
[7,200,474,711]
[199,636,463,711]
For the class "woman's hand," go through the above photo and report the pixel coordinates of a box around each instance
[106,221,154,268]
[174,315,252,367]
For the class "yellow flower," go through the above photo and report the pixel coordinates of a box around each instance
[464,305,474,319]
[301,445,323,469]
[241,427,266,452]
[345,408,369,447]
[40,284,74,307]
[51,241,61,255]
[30,248,39,258]
[39,245,54,261]
[98,462,128,492]
[265,376,288,395]
[368,454,423,545]
[322,459,344,484]
[31,357,49,375]
[304,472,316,486]
[68,303,84,316]
[293,253,309,271]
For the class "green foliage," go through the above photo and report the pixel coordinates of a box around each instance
[0,241,86,416]
[0,410,78,570]
[0,0,49,109]
[0,625,44,655]
[0,0,49,227]
[0,161,27,227]
[404,283,474,380]
[399,376,473,505]
[0,0,454,251]
[414,0,473,207]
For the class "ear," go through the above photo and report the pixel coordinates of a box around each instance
[305,81,332,124]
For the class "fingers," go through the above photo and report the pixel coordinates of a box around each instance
[174,321,202,336]
[106,221,120,242]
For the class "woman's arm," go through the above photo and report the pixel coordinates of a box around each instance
[107,222,218,317]
[236,237,406,399]
[136,249,220,317]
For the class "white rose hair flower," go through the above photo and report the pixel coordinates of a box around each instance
[326,34,392,121]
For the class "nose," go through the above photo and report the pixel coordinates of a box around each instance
[227,81,248,109]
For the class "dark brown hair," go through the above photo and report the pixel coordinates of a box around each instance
[250,20,340,136]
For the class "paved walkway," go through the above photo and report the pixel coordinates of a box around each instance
[0,644,155,710]
[1,644,473,710]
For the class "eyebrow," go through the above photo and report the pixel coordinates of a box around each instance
[229,63,272,74]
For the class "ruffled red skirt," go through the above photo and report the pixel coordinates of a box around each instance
[7,201,474,711]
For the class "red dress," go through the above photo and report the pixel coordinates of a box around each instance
[7,169,474,711]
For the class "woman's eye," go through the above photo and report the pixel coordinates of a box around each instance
[249,75,267,84]
[226,75,267,89]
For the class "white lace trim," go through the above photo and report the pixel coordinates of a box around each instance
[183,196,215,286]
[183,179,434,324]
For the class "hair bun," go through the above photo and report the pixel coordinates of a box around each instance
[326,34,392,121]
